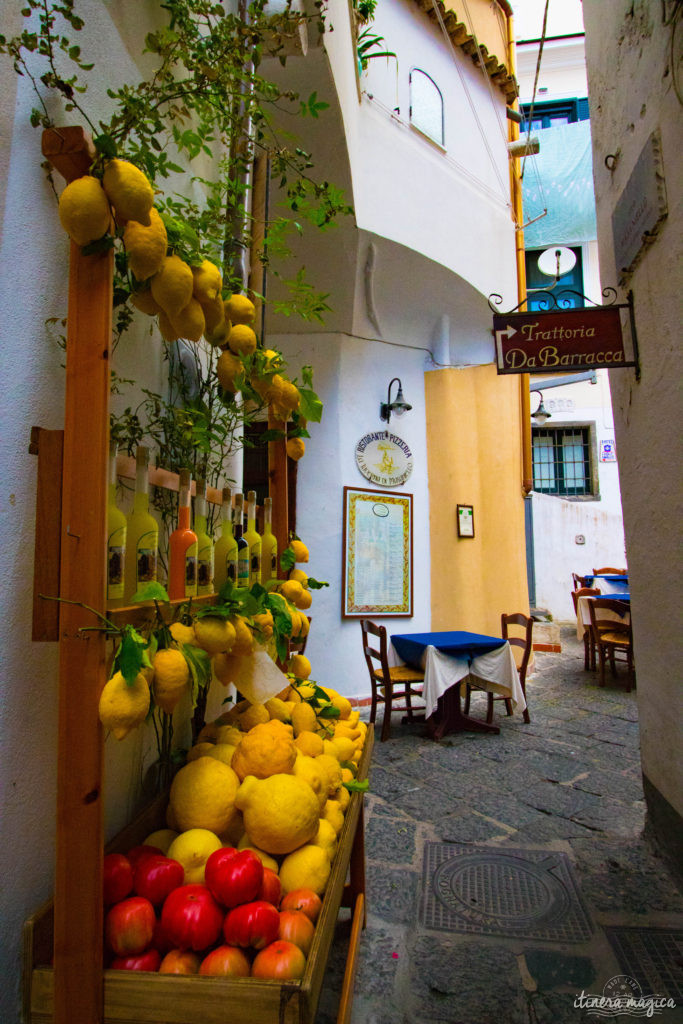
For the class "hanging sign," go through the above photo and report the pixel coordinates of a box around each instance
[492,301,637,375]
[355,431,413,487]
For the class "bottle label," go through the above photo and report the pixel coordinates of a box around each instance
[107,527,125,600]
[198,546,214,594]
[238,550,249,584]
[227,555,238,583]
[271,551,277,575]
[185,546,198,596]
[136,531,158,585]
[249,547,262,587]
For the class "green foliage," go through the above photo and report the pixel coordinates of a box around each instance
[115,625,149,685]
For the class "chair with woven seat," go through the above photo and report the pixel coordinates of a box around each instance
[483,612,533,724]
[592,567,627,575]
[360,619,425,741]
[587,598,634,691]
[572,586,601,669]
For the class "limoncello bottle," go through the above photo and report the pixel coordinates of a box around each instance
[194,477,214,596]
[233,494,250,588]
[261,496,277,587]
[106,441,126,607]
[124,446,159,604]
[244,489,262,587]
[169,469,198,601]
[214,487,238,591]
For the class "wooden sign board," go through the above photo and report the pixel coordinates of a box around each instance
[493,305,636,375]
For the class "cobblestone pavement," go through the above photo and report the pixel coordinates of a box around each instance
[318,627,683,1024]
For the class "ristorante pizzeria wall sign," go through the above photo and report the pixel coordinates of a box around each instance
[490,290,640,378]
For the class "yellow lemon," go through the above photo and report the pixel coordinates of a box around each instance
[288,653,311,680]
[330,735,355,762]
[214,724,243,746]
[98,671,150,741]
[130,288,162,316]
[236,838,279,873]
[166,828,223,885]
[226,293,256,325]
[194,616,236,656]
[322,799,345,836]
[206,315,231,348]
[280,579,304,604]
[315,754,343,798]
[200,294,226,336]
[169,756,240,834]
[231,719,296,780]
[288,569,309,588]
[169,620,199,647]
[253,610,274,639]
[286,437,305,461]
[290,539,309,563]
[228,323,257,356]
[294,588,312,610]
[279,844,331,895]
[230,616,255,657]
[340,768,355,785]
[219,810,245,848]
[322,739,338,759]
[157,309,179,343]
[336,786,351,812]
[102,158,154,225]
[294,730,324,758]
[124,207,167,280]
[312,818,338,862]
[216,350,243,393]
[294,681,316,701]
[330,694,352,720]
[206,743,238,766]
[152,647,190,714]
[170,297,205,343]
[237,702,270,732]
[213,652,249,688]
[347,709,360,728]
[235,773,320,855]
[291,702,317,737]
[143,828,178,854]
[191,259,222,304]
[187,741,216,762]
[292,754,326,811]
[58,175,111,246]
[265,696,291,723]
[269,375,300,412]
[151,254,194,317]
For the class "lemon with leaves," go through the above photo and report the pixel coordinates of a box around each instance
[151,254,194,317]
[58,175,111,246]
[290,539,309,563]
[152,647,190,714]
[227,323,257,357]
[194,615,236,656]
[216,350,243,393]
[288,653,311,680]
[286,437,305,461]
[102,158,154,224]
[230,615,255,657]
[98,670,150,740]
[123,207,167,280]
[169,620,198,647]
[291,702,317,737]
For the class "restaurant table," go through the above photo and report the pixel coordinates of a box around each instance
[390,631,526,739]
[576,594,631,642]
[583,573,629,594]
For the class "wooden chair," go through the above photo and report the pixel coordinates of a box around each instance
[360,619,425,741]
[484,612,533,724]
[587,598,634,691]
[572,586,601,669]
[592,567,627,575]
[572,573,590,590]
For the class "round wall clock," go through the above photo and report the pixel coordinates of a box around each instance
[355,431,414,487]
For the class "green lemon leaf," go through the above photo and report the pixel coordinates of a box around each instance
[131,581,170,603]
[182,643,211,708]
[344,779,369,793]
[116,626,147,685]
[297,387,323,423]
[317,704,340,719]
[306,576,329,589]
[280,546,296,572]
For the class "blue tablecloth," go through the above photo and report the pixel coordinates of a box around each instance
[585,574,629,590]
[391,631,506,670]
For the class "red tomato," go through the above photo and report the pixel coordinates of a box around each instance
[105,897,156,957]
[259,868,282,908]
[160,884,224,952]
[126,844,163,869]
[103,853,133,906]
[198,945,251,977]
[134,855,184,907]
[278,910,315,956]
[158,949,201,975]
[110,948,161,972]
[280,888,322,923]
[223,900,280,950]
[252,940,306,980]
[204,847,264,908]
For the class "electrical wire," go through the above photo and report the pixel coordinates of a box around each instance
[521,0,550,181]
[461,0,512,148]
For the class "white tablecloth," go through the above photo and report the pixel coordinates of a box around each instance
[389,641,527,717]
[576,596,630,641]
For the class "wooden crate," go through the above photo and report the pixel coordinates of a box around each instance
[24,728,373,1024]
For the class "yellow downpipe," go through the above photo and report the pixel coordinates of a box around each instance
[506,12,532,495]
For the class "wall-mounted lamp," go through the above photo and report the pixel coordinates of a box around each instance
[532,391,551,426]
[380,377,412,423]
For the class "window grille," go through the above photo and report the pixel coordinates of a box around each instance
[532,426,591,496]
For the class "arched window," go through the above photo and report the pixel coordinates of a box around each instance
[409,68,444,146]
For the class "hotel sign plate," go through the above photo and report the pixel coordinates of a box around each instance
[493,306,636,375]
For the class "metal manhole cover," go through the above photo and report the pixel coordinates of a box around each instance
[420,843,594,942]
[604,927,683,1002]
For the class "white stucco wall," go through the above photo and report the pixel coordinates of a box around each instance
[583,0,683,821]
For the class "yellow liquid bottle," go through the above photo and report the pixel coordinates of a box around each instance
[214,487,238,591]
[124,446,159,604]
[261,496,277,587]
[244,489,262,587]
[106,441,126,608]
[234,494,250,588]
[169,469,198,601]
[194,477,214,596]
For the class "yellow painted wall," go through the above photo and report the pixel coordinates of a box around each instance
[445,1,511,68]
[425,365,530,634]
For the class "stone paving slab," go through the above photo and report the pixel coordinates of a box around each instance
[319,627,683,1023]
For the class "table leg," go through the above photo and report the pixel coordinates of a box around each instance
[427,678,501,739]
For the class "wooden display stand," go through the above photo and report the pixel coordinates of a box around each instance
[27,128,369,1024]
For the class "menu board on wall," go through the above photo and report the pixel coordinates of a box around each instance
[342,486,413,617]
